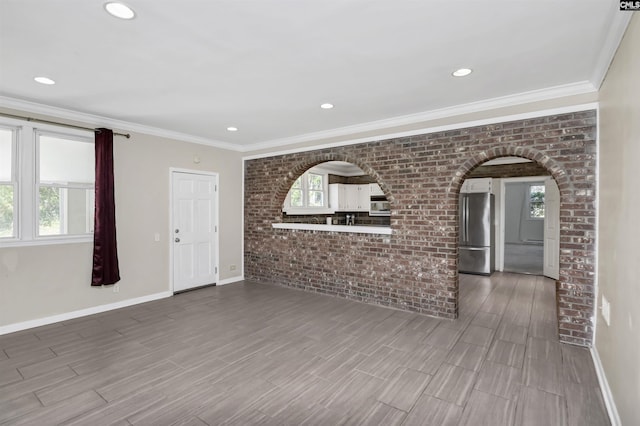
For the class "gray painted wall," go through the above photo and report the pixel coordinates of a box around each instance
[597,13,640,425]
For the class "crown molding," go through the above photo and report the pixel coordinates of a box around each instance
[240,81,597,153]
[0,96,239,151]
[591,10,633,90]
[1,79,598,155]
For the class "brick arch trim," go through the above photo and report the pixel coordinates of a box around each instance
[448,145,571,196]
[272,153,393,207]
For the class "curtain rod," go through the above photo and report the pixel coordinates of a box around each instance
[0,112,131,139]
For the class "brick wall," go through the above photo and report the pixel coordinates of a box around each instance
[328,174,377,184]
[244,110,597,346]
[469,161,550,178]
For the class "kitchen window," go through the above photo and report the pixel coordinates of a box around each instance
[0,117,95,246]
[307,173,324,207]
[529,184,545,219]
[283,170,330,213]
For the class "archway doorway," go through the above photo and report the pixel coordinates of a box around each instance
[458,156,560,279]
[455,155,564,352]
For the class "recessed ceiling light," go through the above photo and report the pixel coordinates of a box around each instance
[320,103,334,109]
[104,2,136,20]
[452,68,473,77]
[34,77,55,85]
[227,127,238,132]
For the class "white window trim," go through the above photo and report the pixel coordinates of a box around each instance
[283,168,333,215]
[0,117,95,247]
[0,123,18,240]
[86,190,95,233]
[59,187,68,235]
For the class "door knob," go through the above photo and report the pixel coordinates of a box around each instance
[175,237,180,243]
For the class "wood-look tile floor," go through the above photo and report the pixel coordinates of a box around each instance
[0,273,610,425]
[503,244,543,275]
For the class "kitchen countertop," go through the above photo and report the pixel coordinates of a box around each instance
[272,223,392,235]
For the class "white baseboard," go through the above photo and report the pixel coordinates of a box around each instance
[591,347,621,426]
[0,291,172,336]
[217,275,244,286]
[1,277,244,335]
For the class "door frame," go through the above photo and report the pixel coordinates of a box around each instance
[543,177,560,280]
[496,175,553,272]
[169,168,220,294]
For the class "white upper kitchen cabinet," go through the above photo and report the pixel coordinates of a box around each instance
[353,184,370,211]
[329,184,346,211]
[330,184,370,212]
[369,183,384,196]
[461,178,492,193]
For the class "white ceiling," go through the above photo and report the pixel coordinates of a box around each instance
[0,1,629,151]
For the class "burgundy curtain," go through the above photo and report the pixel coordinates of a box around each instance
[91,128,121,286]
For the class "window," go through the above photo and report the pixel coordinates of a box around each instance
[307,173,324,207]
[0,127,16,238]
[0,117,94,246]
[289,176,303,208]
[37,133,95,236]
[529,184,545,219]
[284,170,329,212]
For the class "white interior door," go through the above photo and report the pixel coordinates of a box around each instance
[171,171,218,293]
[543,178,560,280]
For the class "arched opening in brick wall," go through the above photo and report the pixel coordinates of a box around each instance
[458,156,557,277]
[450,146,586,344]
[274,156,393,224]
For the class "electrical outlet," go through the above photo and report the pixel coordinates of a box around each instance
[113,284,120,294]
[601,295,610,326]
[230,264,237,271]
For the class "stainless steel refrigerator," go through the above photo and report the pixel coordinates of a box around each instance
[459,192,494,275]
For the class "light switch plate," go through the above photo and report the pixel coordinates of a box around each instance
[601,295,611,326]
